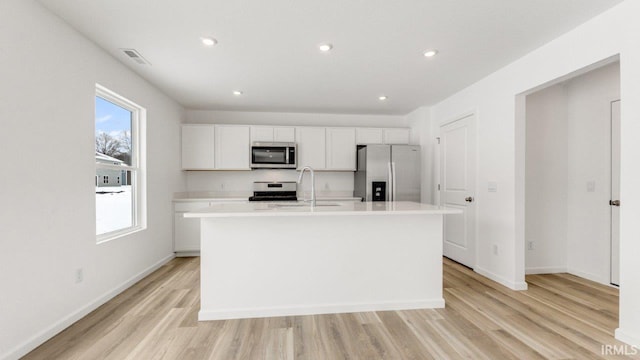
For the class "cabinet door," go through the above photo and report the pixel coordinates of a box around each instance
[250,126,274,142]
[356,128,383,145]
[174,213,201,252]
[215,125,251,169]
[181,125,215,169]
[326,128,356,170]
[274,127,296,142]
[383,128,410,144]
[296,127,326,170]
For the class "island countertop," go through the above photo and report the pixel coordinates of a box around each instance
[184,201,461,218]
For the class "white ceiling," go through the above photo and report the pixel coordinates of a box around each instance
[38,0,622,115]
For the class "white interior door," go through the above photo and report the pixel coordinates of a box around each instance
[440,115,476,268]
[611,100,621,286]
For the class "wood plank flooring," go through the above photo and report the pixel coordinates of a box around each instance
[24,257,639,359]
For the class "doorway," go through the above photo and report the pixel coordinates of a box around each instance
[523,62,620,287]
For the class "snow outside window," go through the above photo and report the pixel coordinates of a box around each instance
[95,84,146,242]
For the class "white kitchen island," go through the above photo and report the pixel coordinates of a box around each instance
[185,201,461,321]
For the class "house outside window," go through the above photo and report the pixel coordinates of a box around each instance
[95,84,146,242]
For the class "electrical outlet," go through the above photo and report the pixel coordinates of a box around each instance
[75,268,83,283]
[493,244,498,255]
[527,241,535,250]
[324,182,330,190]
[220,183,225,190]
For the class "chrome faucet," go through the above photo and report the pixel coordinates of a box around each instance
[297,166,316,207]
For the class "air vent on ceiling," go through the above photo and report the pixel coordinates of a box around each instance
[120,48,151,65]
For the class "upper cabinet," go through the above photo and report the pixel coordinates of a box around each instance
[274,127,296,142]
[356,128,384,145]
[296,127,326,170]
[182,124,215,170]
[326,128,356,170]
[214,125,251,170]
[355,128,410,145]
[250,126,296,143]
[383,128,410,144]
[182,124,410,171]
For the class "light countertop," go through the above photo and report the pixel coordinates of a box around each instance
[184,201,461,218]
[173,191,361,203]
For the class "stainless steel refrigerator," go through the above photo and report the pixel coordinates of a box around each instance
[354,145,421,202]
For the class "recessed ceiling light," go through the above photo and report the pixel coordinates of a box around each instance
[233,90,243,96]
[201,37,217,46]
[379,95,388,101]
[423,49,438,58]
[318,43,333,52]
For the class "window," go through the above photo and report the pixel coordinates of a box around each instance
[95,84,146,242]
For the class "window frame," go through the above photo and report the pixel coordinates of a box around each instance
[95,84,147,243]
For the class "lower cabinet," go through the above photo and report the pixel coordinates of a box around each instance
[174,200,248,255]
[174,202,208,255]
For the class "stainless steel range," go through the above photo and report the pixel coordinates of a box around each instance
[248,181,297,202]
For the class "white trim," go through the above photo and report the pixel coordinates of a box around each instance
[525,266,567,275]
[198,299,445,321]
[567,267,611,286]
[475,266,529,290]
[2,254,175,360]
[175,251,200,257]
[615,328,640,347]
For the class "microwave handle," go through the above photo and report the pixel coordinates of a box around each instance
[286,148,289,164]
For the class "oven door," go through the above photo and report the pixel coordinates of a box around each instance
[251,146,294,168]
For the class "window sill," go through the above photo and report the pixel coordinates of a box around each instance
[97,225,146,244]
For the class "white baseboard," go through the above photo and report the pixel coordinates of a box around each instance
[2,253,175,360]
[525,266,567,275]
[475,266,528,291]
[566,267,610,286]
[616,328,640,346]
[199,299,446,321]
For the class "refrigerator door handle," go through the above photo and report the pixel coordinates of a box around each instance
[391,162,397,202]
[388,162,393,201]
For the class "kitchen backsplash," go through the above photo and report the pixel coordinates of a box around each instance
[185,170,355,198]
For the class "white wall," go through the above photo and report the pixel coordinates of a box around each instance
[184,110,409,198]
[429,0,640,345]
[525,84,569,274]
[0,1,185,359]
[566,63,620,284]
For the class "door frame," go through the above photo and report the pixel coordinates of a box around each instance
[436,110,479,269]
[610,98,621,286]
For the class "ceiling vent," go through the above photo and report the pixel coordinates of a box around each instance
[120,48,151,65]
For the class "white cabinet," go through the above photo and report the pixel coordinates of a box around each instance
[326,128,356,170]
[383,128,410,144]
[181,125,215,170]
[214,125,250,170]
[296,127,326,170]
[356,128,384,145]
[174,199,248,254]
[250,126,296,142]
[174,202,208,254]
[250,126,274,142]
[274,127,296,142]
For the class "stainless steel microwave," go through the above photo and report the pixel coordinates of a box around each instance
[250,142,297,169]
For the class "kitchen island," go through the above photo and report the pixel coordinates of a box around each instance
[185,201,461,321]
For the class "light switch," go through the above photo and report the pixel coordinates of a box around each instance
[488,181,498,193]
[587,181,596,192]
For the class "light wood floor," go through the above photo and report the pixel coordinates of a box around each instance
[24,257,638,359]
